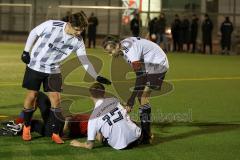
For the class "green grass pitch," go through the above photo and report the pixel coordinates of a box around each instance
[0,42,240,160]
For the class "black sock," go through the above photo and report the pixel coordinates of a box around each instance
[139,104,151,142]
[50,108,64,135]
[23,108,35,127]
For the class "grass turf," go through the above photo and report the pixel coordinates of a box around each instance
[0,42,240,160]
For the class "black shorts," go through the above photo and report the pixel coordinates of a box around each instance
[22,67,62,92]
[146,72,166,90]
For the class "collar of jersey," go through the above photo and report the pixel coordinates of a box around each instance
[63,23,74,39]
[94,99,104,109]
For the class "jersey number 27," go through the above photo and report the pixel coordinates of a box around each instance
[102,107,123,126]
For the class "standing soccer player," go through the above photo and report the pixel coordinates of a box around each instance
[21,11,111,144]
[102,36,169,143]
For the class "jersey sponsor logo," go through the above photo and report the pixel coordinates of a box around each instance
[48,43,67,55]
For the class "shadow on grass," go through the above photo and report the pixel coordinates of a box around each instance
[150,122,240,146]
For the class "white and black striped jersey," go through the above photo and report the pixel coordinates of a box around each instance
[120,37,169,74]
[88,98,141,150]
[24,20,98,78]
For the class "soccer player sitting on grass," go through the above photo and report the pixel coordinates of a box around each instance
[70,83,151,150]
[102,36,169,143]
[21,11,111,144]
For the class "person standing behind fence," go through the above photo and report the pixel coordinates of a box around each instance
[88,12,98,48]
[182,16,190,52]
[148,17,158,42]
[156,13,168,52]
[190,14,199,53]
[130,13,142,37]
[171,14,181,52]
[202,14,213,54]
[220,17,233,55]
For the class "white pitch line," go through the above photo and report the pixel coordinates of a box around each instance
[0,115,8,118]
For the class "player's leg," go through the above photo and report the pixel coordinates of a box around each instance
[93,35,96,48]
[23,90,38,127]
[22,67,43,141]
[139,72,166,144]
[31,120,45,136]
[138,86,152,144]
[44,73,64,144]
[48,92,64,144]
[36,91,51,123]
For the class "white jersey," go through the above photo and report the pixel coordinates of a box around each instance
[87,98,141,150]
[24,20,97,78]
[120,37,169,74]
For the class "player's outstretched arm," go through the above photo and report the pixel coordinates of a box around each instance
[70,140,94,149]
[126,61,145,110]
[77,54,111,85]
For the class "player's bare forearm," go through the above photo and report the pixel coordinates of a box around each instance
[70,140,94,149]
[127,71,145,108]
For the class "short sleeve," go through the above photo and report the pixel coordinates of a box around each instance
[121,39,142,63]
[87,119,98,141]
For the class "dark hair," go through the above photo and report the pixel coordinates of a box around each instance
[225,16,230,21]
[89,83,105,98]
[102,35,119,49]
[70,11,88,28]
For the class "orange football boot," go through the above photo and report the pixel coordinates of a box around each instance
[22,125,31,141]
[52,133,64,144]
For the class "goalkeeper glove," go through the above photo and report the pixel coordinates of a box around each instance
[96,76,111,85]
[21,51,30,64]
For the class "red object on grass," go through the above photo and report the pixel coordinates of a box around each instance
[69,114,90,137]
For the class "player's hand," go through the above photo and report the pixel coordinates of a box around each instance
[96,76,111,85]
[21,51,30,64]
[125,106,133,113]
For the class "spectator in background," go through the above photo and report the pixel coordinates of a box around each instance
[148,17,158,42]
[171,14,181,52]
[220,17,233,55]
[81,30,86,43]
[130,13,142,37]
[62,11,72,22]
[88,12,98,48]
[156,13,168,52]
[190,14,199,53]
[182,15,190,52]
[202,14,213,54]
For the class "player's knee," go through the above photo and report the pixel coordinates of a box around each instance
[140,96,149,105]
[49,92,61,107]
[25,91,38,105]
